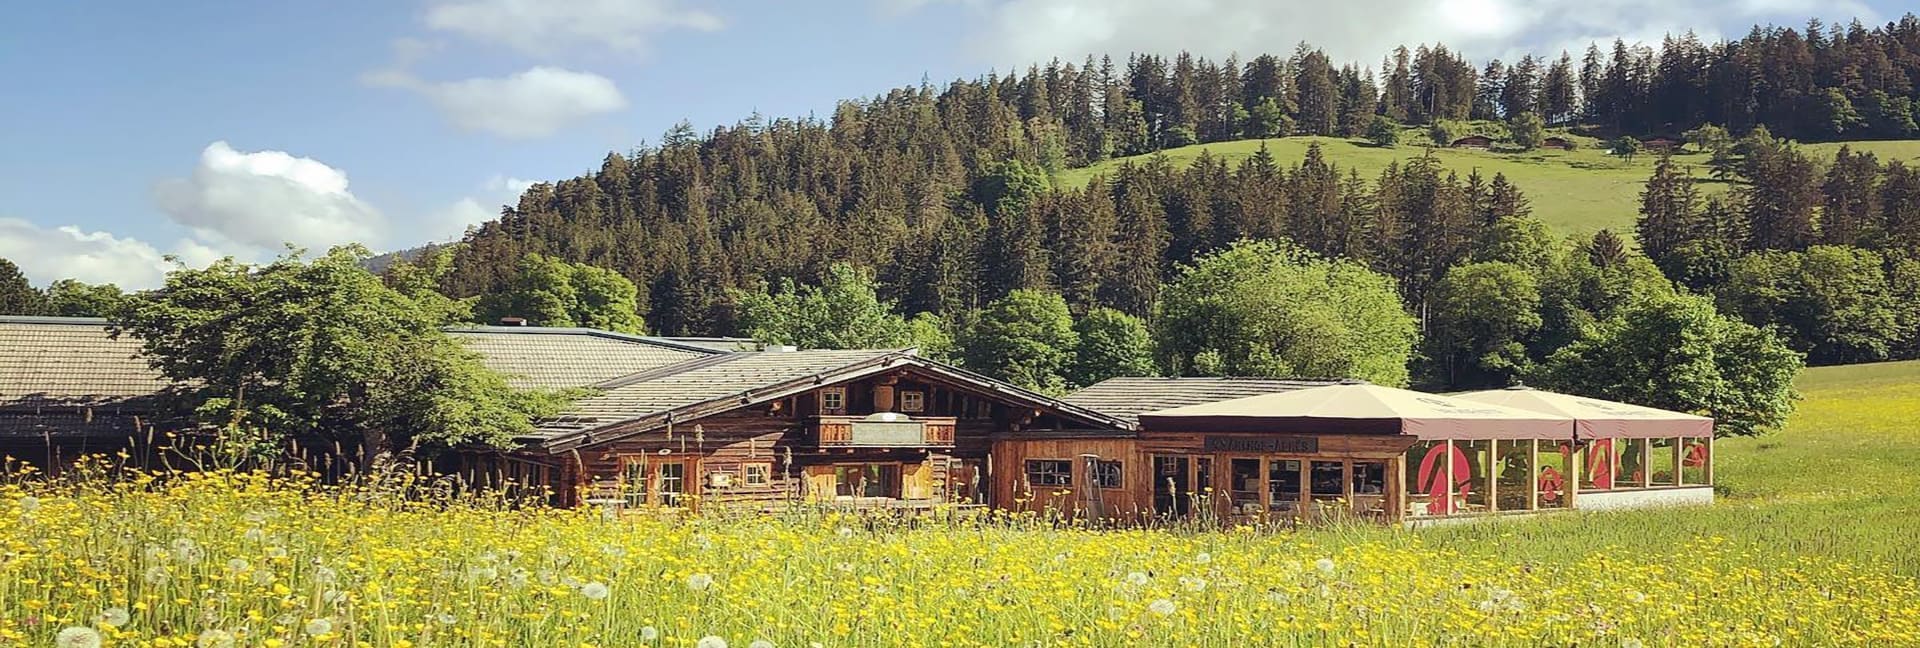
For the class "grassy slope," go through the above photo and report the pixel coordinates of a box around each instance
[1403,360,1920,577]
[1057,135,1920,236]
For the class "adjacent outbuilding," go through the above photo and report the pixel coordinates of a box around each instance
[1454,386,1714,512]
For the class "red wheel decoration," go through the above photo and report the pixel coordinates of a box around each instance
[1537,466,1564,502]
[1682,441,1708,467]
[1415,444,1473,515]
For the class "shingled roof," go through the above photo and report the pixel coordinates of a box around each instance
[0,316,171,408]
[1064,377,1344,424]
[531,349,1132,452]
[445,326,719,389]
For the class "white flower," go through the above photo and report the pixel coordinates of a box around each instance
[321,589,348,605]
[304,618,333,637]
[312,566,338,585]
[1267,590,1292,605]
[143,544,170,562]
[507,568,531,587]
[252,570,276,586]
[1147,598,1177,617]
[242,528,266,542]
[96,606,131,627]
[265,546,287,559]
[435,613,457,625]
[18,495,41,514]
[143,565,170,585]
[835,526,855,538]
[697,636,729,648]
[55,626,102,648]
[640,626,660,641]
[197,629,236,648]
[1123,571,1150,586]
[686,572,715,592]
[1179,576,1208,592]
[1315,558,1336,575]
[1193,551,1212,565]
[749,641,775,648]
[1621,639,1646,648]
[226,558,249,572]
[581,581,611,600]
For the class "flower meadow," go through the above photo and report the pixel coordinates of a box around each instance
[1,470,1917,648]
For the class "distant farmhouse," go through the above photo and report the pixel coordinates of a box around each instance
[1449,135,1494,149]
[1,316,1716,525]
[1541,136,1573,150]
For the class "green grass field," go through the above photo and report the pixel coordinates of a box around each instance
[3,362,1917,646]
[1056,135,1920,236]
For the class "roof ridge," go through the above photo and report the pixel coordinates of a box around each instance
[440,325,724,355]
[0,315,112,326]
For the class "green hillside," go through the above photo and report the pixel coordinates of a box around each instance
[1055,135,1920,236]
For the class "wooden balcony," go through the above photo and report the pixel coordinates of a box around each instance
[814,414,957,447]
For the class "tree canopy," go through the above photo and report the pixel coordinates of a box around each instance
[478,253,644,333]
[1535,293,1803,437]
[115,246,574,462]
[0,259,44,316]
[1158,240,1417,385]
[732,263,915,350]
[964,290,1078,394]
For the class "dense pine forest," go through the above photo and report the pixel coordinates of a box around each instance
[429,15,1920,379]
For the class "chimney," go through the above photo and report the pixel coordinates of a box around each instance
[499,317,528,327]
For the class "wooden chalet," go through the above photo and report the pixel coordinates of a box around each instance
[1,317,1715,525]
[1449,135,1494,149]
[1541,136,1572,150]
[1641,136,1681,150]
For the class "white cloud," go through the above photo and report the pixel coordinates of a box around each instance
[933,0,1877,68]
[369,66,628,139]
[0,219,222,289]
[153,141,385,252]
[410,175,540,245]
[423,0,723,57]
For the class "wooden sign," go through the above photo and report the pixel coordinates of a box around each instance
[1203,436,1320,454]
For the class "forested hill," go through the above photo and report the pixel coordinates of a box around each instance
[442,13,1920,338]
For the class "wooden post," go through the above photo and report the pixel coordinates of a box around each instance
[1528,439,1539,511]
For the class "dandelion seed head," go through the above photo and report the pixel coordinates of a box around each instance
[96,606,130,627]
[640,626,660,641]
[686,572,715,592]
[1194,551,1212,565]
[18,495,41,514]
[197,629,236,648]
[143,565,170,585]
[304,617,333,637]
[581,581,611,600]
[55,626,101,648]
[1147,598,1177,617]
[1124,571,1150,586]
[749,640,775,648]
[1315,558,1336,575]
[697,636,729,648]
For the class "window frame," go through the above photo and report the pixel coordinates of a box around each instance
[1091,459,1123,489]
[899,390,926,413]
[741,462,773,487]
[1024,459,1074,488]
[819,386,847,414]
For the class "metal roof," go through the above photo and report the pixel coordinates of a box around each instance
[1064,377,1343,424]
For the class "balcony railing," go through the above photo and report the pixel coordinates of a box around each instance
[815,414,957,447]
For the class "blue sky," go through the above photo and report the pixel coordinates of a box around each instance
[0,0,1899,287]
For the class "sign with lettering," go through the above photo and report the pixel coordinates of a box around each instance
[1203,436,1320,454]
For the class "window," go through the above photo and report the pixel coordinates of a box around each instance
[1459,440,1493,510]
[1649,438,1677,486]
[1536,441,1572,509]
[1406,440,1448,517]
[1268,459,1303,514]
[820,387,847,413]
[1680,437,1710,485]
[1309,461,1344,501]
[742,463,772,487]
[1229,458,1262,513]
[658,462,688,504]
[1617,438,1649,488]
[900,390,925,413]
[1091,460,1123,489]
[1351,461,1386,496]
[1496,440,1532,511]
[1580,439,1616,491]
[834,464,901,498]
[618,457,648,508]
[1024,459,1073,488]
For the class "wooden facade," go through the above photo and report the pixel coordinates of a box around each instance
[528,366,1111,512]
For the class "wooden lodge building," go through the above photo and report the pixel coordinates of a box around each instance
[1,316,1715,525]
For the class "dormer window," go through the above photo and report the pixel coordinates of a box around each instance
[820,387,847,414]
